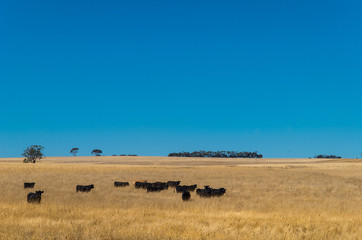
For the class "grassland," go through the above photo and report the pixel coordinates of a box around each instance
[0,156,361,239]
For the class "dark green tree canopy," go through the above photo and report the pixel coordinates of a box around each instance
[314,154,341,159]
[91,149,102,156]
[168,150,263,158]
[70,147,79,156]
[22,145,44,163]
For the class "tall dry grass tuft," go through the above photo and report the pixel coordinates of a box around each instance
[0,157,361,239]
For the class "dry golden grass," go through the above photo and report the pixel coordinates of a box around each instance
[0,156,361,239]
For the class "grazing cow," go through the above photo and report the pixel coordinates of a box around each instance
[135,181,168,191]
[147,186,164,192]
[211,188,226,197]
[114,182,129,187]
[182,191,191,201]
[76,184,94,192]
[135,181,149,189]
[175,184,197,193]
[24,182,35,188]
[196,186,211,198]
[151,182,168,190]
[27,191,44,203]
[196,185,226,198]
[132,180,147,185]
[167,181,181,187]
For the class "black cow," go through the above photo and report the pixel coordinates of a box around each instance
[196,185,226,198]
[196,186,212,198]
[211,188,226,197]
[167,181,181,187]
[27,190,44,203]
[182,191,191,201]
[144,182,168,192]
[135,182,149,189]
[176,184,197,193]
[151,182,168,190]
[114,182,129,187]
[147,186,164,192]
[135,181,168,191]
[24,182,35,188]
[76,184,94,192]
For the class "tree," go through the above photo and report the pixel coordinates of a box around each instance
[70,147,79,157]
[91,149,102,156]
[22,145,44,163]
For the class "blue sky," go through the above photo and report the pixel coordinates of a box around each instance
[0,0,361,158]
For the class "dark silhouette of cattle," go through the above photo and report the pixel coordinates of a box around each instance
[176,184,197,193]
[24,182,35,188]
[135,181,149,189]
[196,185,226,198]
[114,182,129,187]
[151,182,168,190]
[132,180,147,185]
[135,181,168,192]
[167,181,181,187]
[147,186,164,192]
[182,191,191,201]
[27,190,44,203]
[76,184,94,192]
[196,185,212,198]
[209,188,226,197]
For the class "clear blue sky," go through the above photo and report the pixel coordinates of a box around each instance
[0,0,361,158]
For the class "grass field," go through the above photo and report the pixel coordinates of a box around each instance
[0,156,361,239]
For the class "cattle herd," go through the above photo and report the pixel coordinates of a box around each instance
[23,180,226,204]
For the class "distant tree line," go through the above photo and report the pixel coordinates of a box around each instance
[21,145,140,163]
[113,154,138,156]
[168,151,263,158]
[314,154,342,159]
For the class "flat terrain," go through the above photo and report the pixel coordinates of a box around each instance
[0,156,361,239]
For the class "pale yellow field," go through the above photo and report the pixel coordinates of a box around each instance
[0,156,361,240]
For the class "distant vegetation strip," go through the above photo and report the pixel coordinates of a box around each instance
[168,151,263,158]
[314,155,342,159]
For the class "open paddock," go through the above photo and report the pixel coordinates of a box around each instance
[0,157,361,239]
